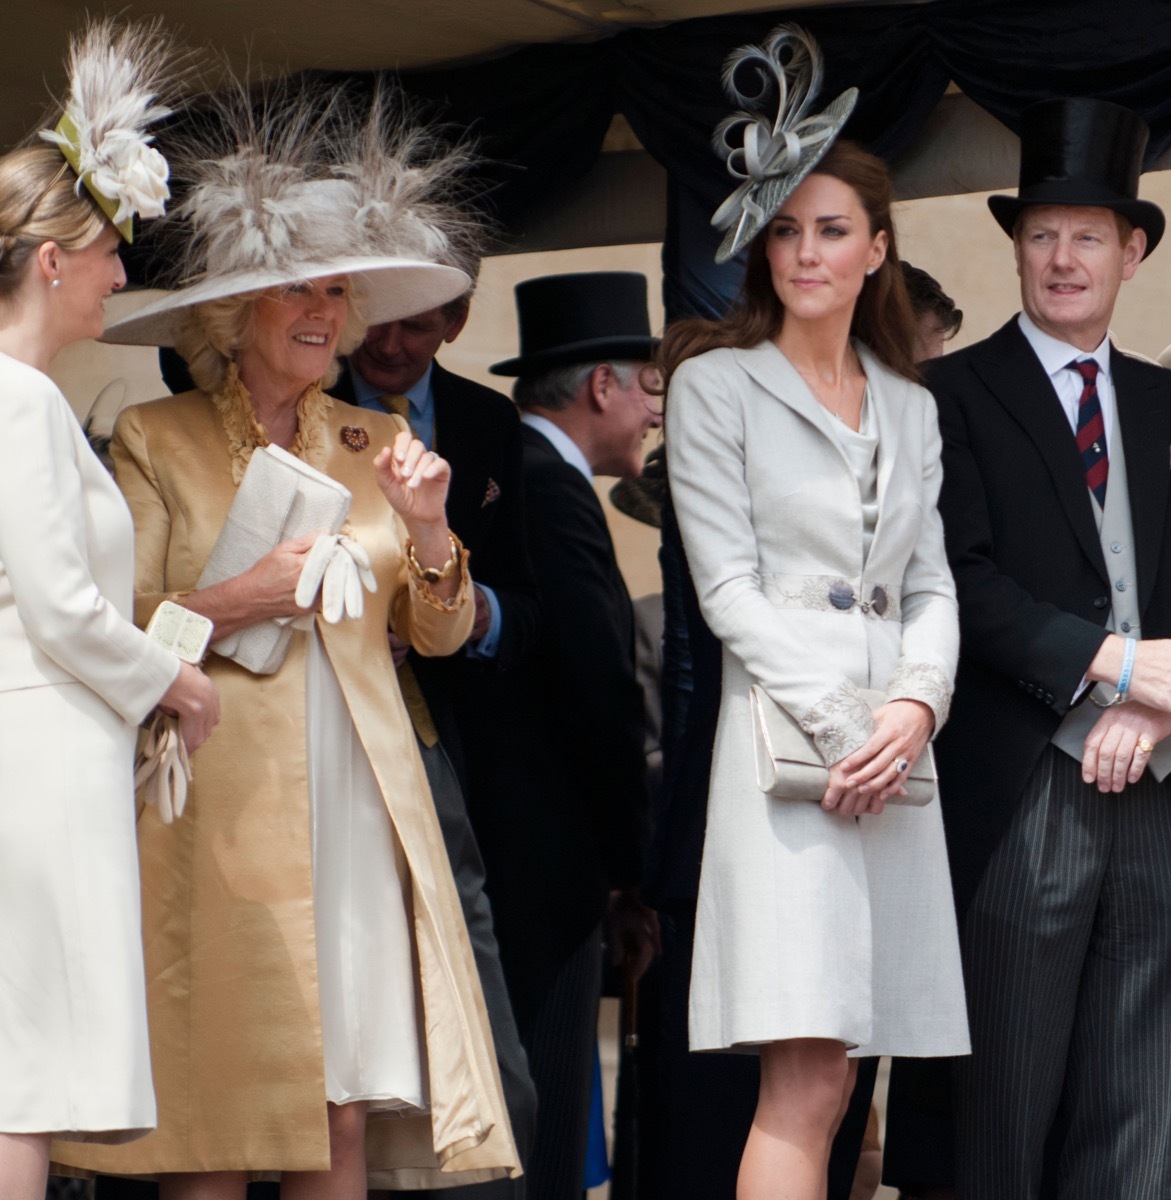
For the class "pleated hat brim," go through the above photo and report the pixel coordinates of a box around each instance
[102,258,470,347]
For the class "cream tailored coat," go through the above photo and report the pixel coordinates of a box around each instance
[0,353,178,1140]
[52,387,520,1187]
[667,339,970,1058]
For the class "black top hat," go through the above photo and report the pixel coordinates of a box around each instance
[489,272,659,376]
[988,98,1164,257]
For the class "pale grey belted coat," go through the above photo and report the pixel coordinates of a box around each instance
[667,339,970,1057]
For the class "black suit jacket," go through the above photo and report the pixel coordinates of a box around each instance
[332,360,540,773]
[926,317,1171,913]
[467,425,650,1022]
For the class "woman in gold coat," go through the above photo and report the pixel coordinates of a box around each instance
[53,99,519,1199]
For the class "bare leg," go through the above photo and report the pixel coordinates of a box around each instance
[159,1171,248,1200]
[282,1101,368,1200]
[0,1131,50,1200]
[738,1039,854,1200]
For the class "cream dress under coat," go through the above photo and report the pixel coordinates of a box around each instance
[667,340,970,1058]
[52,384,519,1187]
[0,353,179,1139]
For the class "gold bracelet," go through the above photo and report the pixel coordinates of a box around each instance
[406,534,459,585]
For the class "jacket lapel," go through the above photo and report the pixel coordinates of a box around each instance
[970,319,1107,581]
[1114,349,1171,614]
[733,340,857,474]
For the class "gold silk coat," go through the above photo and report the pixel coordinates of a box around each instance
[52,386,520,1187]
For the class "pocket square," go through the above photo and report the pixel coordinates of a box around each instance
[481,478,501,508]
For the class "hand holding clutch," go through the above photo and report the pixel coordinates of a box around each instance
[750,684,936,807]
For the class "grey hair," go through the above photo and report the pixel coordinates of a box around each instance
[513,360,641,412]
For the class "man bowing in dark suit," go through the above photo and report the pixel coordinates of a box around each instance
[926,98,1171,1199]
[480,271,662,1200]
[334,280,540,1200]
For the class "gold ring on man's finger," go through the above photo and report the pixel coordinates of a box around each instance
[1139,736,1155,754]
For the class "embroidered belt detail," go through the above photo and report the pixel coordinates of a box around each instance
[762,574,901,622]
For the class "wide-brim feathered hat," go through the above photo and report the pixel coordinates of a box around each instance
[103,85,477,346]
[987,98,1164,258]
[711,25,857,264]
[39,19,181,243]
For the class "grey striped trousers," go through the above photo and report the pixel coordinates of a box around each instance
[956,745,1171,1199]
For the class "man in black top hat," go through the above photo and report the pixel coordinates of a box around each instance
[923,98,1171,1198]
[477,271,662,1200]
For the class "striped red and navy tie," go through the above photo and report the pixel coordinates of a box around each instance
[1070,358,1107,507]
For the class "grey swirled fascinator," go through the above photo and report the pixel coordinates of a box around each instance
[711,25,858,263]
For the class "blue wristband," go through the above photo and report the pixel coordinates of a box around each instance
[1117,636,1137,698]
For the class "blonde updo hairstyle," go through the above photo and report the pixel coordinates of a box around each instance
[0,144,108,304]
[174,279,370,393]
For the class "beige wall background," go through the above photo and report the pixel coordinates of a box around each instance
[54,172,1171,603]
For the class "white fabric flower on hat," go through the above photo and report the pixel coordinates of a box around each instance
[86,131,171,226]
[38,18,180,241]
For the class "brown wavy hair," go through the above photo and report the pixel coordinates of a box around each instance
[658,140,919,387]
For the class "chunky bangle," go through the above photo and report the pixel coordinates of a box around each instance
[406,534,459,585]
[1090,635,1137,708]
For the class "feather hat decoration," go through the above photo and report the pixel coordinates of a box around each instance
[40,18,180,242]
[330,86,485,282]
[103,81,475,347]
[710,25,857,263]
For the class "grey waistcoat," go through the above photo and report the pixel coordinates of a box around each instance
[1051,433,1171,780]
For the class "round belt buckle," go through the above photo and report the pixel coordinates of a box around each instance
[828,581,856,611]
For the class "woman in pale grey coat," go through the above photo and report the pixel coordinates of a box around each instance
[662,140,969,1199]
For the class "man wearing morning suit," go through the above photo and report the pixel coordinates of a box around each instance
[926,99,1171,1198]
[334,291,539,1200]
[482,272,661,1200]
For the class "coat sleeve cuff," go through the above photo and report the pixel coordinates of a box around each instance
[799,682,875,766]
[885,661,953,734]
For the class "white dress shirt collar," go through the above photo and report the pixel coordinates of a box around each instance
[1017,311,1116,453]
[1018,310,1113,382]
[520,412,593,482]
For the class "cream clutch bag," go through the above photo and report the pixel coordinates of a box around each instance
[749,684,935,806]
[198,445,351,675]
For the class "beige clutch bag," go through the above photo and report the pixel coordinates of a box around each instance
[198,445,351,674]
[749,684,935,805]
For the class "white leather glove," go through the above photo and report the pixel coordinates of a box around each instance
[134,711,192,825]
[294,533,378,623]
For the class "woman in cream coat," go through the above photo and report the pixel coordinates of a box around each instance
[0,39,219,1199]
[663,140,968,1198]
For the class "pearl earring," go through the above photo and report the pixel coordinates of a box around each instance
[50,278,61,289]
[865,267,876,277]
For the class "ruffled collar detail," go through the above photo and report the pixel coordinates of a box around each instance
[212,362,333,484]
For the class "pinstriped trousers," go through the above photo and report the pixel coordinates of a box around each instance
[521,922,603,1200]
[955,746,1171,1200]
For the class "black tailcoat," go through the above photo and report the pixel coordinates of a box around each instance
[926,317,1171,914]
[467,424,650,1023]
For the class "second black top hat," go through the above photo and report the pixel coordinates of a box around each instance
[987,97,1165,256]
[490,272,659,377]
